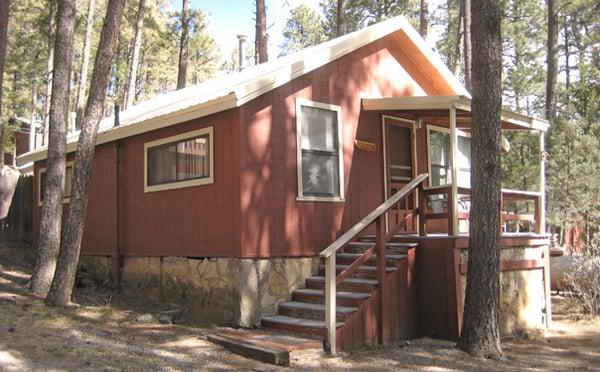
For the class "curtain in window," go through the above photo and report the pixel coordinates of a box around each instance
[429,131,451,186]
[147,134,210,186]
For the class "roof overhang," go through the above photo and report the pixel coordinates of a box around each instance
[362,95,549,132]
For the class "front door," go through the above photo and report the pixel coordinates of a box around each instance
[383,116,417,233]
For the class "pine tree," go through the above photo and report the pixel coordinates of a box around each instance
[458,0,503,359]
[46,0,126,306]
[0,0,10,166]
[29,0,77,297]
[280,4,326,55]
[255,0,268,63]
[75,0,96,129]
[124,0,145,109]
[176,0,190,89]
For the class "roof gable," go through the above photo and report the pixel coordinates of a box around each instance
[18,16,466,166]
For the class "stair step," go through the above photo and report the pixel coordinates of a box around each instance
[344,241,417,255]
[262,315,343,338]
[358,234,419,242]
[278,301,357,322]
[317,264,396,280]
[292,288,371,307]
[306,276,378,292]
[335,252,407,266]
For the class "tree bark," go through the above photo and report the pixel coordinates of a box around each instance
[463,0,472,92]
[419,0,428,39]
[458,0,503,360]
[125,0,145,109]
[255,0,268,63]
[29,0,77,297]
[45,0,126,307]
[453,0,464,76]
[75,0,96,129]
[545,0,558,121]
[42,0,57,146]
[336,0,346,37]
[176,0,190,90]
[0,0,10,166]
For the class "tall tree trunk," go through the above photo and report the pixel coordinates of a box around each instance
[255,0,268,63]
[545,0,558,121]
[463,0,472,92]
[45,0,126,307]
[0,0,10,166]
[453,0,464,75]
[75,0,96,129]
[564,16,570,91]
[42,0,57,146]
[336,0,346,37]
[419,0,428,38]
[29,0,77,297]
[125,0,145,109]
[458,0,503,360]
[176,0,190,90]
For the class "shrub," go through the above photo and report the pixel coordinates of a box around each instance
[564,256,600,316]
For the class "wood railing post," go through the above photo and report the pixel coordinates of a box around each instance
[419,184,427,236]
[376,216,389,345]
[534,195,542,234]
[447,189,455,236]
[324,253,337,355]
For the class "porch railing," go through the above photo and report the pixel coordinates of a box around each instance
[419,185,544,235]
[319,173,429,355]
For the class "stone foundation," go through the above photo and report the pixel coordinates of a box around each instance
[460,246,546,335]
[81,255,319,327]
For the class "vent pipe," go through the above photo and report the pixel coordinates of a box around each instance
[237,34,247,72]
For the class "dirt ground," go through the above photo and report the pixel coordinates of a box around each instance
[1,245,599,371]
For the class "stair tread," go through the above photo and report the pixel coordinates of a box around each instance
[336,252,407,260]
[278,301,358,313]
[308,276,378,285]
[329,264,396,272]
[262,315,343,328]
[351,240,418,247]
[293,288,371,299]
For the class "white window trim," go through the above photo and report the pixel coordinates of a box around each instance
[144,127,214,193]
[295,98,345,202]
[37,161,74,206]
[426,124,470,188]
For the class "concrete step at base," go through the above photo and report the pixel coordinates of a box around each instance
[262,315,343,338]
[278,301,357,322]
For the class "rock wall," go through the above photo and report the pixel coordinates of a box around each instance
[82,255,318,327]
[459,246,546,335]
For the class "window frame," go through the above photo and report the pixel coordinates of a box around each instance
[426,124,471,189]
[144,127,214,193]
[38,161,74,206]
[295,98,345,202]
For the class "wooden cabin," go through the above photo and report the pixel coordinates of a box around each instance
[17,17,551,354]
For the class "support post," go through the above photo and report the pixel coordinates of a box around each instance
[449,107,459,236]
[539,132,546,234]
[376,216,389,345]
[324,253,337,355]
[418,184,427,236]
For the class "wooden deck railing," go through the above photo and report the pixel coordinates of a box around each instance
[319,173,429,355]
[419,185,543,235]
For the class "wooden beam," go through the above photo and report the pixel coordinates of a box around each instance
[449,107,459,236]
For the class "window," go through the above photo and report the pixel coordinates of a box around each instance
[427,126,471,188]
[296,99,344,201]
[144,127,214,192]
[38,162,74,205]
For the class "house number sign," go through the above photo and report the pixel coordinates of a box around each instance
[354,140,376,152]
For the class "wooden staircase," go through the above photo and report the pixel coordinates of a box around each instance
[261,237,418,349]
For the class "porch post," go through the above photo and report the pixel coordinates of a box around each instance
[539,132,546,233]
[449,106,459,236]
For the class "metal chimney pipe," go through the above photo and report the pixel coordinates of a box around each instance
[237,34,247,72]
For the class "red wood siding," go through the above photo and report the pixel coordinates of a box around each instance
[239,34,432,258]
[117,109,241,257]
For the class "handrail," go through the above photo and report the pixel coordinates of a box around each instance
[319,173,429,258]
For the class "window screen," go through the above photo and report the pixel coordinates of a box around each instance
[299,104,341,197]
[429,131,451,186]
[147,134,210,186]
